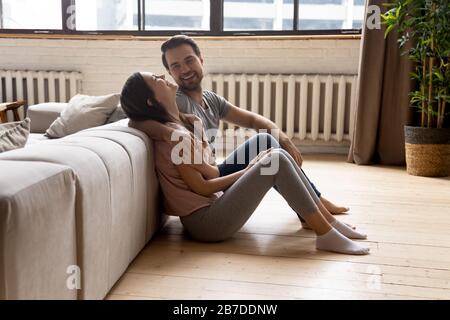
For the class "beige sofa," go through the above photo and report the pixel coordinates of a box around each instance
[0,103,166,300]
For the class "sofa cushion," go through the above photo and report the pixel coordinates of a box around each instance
[49,134,137,292]
[26,133,50,146]
[27,103,67,134]
[0,120,166,300]
[81,121,167,243]
[45,93,120,138]
[0,144,112,300]
[0,118,30,153]
[0,161,77,300]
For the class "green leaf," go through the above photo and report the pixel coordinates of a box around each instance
[434,71,444,81]
[384,24,395,38]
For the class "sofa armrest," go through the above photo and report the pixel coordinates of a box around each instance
[27,103,67,134]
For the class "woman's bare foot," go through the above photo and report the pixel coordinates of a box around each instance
[320,196,349,215]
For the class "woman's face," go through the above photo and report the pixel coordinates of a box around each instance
[141,72,178,111]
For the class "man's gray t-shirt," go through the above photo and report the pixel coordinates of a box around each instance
[176,90,230,153]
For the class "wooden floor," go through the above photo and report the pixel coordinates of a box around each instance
[107,155,450,300]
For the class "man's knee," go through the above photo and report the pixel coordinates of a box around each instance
[255,132,280,149]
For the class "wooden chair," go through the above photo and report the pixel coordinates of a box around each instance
[0,100,26,123]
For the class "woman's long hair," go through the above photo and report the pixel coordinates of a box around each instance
[120,72,195,134]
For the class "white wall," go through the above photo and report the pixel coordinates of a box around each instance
[0,37,361,96]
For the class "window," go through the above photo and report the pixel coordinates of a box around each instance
[297,0,365,30]
[0,0,365,35]
[0,0,62,29]
[75,0,138,31]
[224,0,364,31]
[74,0,210,31]
[224,0,294,31]
[144,0,210,30]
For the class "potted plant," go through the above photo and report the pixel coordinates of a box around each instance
[383,0,450,177]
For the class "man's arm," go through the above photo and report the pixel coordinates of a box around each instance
[128,119,175,142]
[222,103,304,167]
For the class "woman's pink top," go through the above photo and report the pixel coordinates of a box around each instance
[152,115,223,217]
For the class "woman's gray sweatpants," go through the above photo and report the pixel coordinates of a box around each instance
[180,148,321,242]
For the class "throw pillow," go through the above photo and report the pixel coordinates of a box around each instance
[0,117,31,153]
[45,93,120,138]
[106,105,127,124]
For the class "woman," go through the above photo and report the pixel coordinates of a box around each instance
[121,72,370,255]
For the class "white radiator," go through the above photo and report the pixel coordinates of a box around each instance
[203,73,357,153]
[0,70,82,121]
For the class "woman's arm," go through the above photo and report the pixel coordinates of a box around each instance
[187,162,220,180]
[177,148,274,196]
[176,164,246,196]
[130,118,220,180]
[177,134,220,180]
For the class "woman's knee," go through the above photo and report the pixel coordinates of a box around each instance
[277,148,295,161]
[270,148,289,158]
[262,148,291,168]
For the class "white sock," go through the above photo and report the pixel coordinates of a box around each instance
[316,228,370,255]
[331,220,367,239]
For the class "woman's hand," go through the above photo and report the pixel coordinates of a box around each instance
[246,148,274,170]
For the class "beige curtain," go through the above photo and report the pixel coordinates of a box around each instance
[348,0,414,165]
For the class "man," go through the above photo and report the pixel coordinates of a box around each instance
[131,35,349,226]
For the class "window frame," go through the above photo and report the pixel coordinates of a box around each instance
[0,0,363,37]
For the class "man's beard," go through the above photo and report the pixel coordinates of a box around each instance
[179,72,203,92]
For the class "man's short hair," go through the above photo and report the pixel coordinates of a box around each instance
[161,35,202,70]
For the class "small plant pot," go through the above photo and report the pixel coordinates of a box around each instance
[404,126,450,177]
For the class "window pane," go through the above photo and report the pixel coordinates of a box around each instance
[224,0,294,31]
[352,20,363,29]
[144,0,210,30]
[75,0,138,31]
[298,0,365,30]
[1,0,62,29]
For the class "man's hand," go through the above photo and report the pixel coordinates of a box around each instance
[280,140,303,167]
[222,103,304,167]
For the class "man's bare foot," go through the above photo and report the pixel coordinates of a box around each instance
[320,196,349,215]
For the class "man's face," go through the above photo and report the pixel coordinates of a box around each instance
[165,44,204,91]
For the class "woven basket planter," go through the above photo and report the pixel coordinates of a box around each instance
[404,126,450,177]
